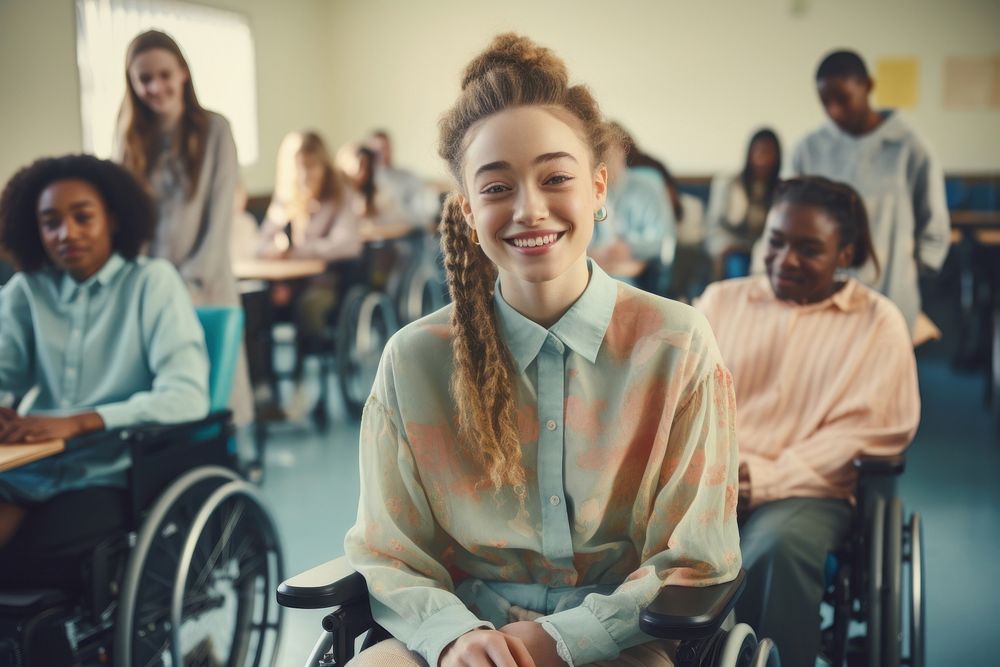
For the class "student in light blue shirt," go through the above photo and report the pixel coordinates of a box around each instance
[589,129,674,284]
[0,155,208,558]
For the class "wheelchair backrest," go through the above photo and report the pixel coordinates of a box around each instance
[195,306,244,411]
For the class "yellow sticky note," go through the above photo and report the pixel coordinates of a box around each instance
[874,58,920,108]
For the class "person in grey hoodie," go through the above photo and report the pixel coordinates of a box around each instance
[791,49,950,333]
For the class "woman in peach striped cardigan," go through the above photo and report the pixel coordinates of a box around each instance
[697,176,920,667]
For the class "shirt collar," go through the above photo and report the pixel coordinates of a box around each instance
[747,274,863,312]
[494,259,618,373]
[58,253,125,302]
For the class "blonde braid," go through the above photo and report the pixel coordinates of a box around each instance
[440,196,525,493]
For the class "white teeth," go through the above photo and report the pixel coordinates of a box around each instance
[512,233,558,248]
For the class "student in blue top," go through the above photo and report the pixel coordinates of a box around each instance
[0,155,209,587]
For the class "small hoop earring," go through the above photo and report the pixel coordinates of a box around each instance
[469,228,480,246]
[594,206,608,222]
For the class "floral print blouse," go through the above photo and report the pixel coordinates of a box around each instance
[344,261,740,666]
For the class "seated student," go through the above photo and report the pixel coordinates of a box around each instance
[705,129,781,279]
[589,127,674,283]
[344,34,739,667]
[696,176,920,667]
[258,131,364,262]
[0,155,209,586]
[367,128,442,228]
[256,131,368,417]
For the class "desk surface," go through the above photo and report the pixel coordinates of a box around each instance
[0,440,65,472]
[233,258,326,281]
[951,211,1000,228]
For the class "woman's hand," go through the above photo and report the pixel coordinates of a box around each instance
[0,412,103,444]
[440,628,536,667]
[500,622,567,667]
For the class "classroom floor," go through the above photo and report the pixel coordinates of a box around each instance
[259,347,997,667]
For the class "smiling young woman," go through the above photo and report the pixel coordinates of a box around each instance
[115,29,252,427]
[342,34,742,667]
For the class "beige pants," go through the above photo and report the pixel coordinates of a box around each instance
[345,638,676,666]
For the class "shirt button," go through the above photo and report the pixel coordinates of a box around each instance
[66,368,77,377]
[545,419,557,431]
[60,398,71,408]
[549,495,561,506]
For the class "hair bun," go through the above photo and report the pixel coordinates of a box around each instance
[460,33,567,91]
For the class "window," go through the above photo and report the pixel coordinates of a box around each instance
[75,0,259,164]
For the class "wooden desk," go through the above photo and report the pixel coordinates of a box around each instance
[0,440,65,472]
[950,211,1000,228]
[232,258,326,282]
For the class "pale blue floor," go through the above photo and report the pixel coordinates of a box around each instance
[259,351,997,666]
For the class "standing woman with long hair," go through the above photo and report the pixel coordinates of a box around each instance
[115,29,252,426]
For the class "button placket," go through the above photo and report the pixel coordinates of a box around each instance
[535,334,574,562]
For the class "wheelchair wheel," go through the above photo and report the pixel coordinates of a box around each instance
[906,512,925,667]
[717,622,758,666]
[883,498,904,667]
[115,466,283,667]
[397,261,446,325]
[337,286,398,418]
[173,478,283,667]
[749,637,780,667]
[865,495,886,667]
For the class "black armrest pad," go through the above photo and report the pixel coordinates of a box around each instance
[853,454,905,477]
[276,556,369,609]
[64,411,231,451]
[639,570,746,640]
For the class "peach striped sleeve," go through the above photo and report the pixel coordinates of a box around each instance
[697,277,920,506]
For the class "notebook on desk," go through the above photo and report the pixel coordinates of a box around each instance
[0,440,65,472]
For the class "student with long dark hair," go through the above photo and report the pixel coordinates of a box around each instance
[697,176,920,667]
[115,29,252,425]
[792,50,950,332]
[705,129,782,278]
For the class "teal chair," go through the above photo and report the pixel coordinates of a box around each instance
[195,306,244,412]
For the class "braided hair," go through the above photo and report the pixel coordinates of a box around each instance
[437,33,617,492]
[773,176,880,277]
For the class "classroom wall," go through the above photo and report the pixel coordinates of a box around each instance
[323,0,1000,181]
[0,0,336,192]
[1,0,998,191]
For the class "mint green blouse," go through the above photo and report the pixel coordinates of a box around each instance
[344,261,740,666]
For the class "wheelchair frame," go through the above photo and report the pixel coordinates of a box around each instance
[821,455,925,667]
[0,412,284,667]
[275,560,780,667]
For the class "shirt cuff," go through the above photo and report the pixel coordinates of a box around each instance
[407,602,494,667]
[95,402,133,430]
[539,604,620,665]
[743,456,778,508]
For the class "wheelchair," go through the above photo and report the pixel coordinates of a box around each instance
[304,228,447,424]
[0,307,284,667]
[275,560,780,667]
[819,455,925,667]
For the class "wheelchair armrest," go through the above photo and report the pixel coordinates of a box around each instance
[853,454,906,477]
[639,569,746,641]
[64,411,233,452]
[276,556,369,610]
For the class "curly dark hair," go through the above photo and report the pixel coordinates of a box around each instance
[0,154,156,272]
